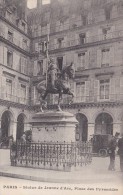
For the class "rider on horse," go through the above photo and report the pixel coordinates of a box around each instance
[47,58,58,90]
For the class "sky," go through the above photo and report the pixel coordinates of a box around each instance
[27,0,51,9]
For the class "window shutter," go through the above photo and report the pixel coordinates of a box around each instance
[4,26,8,39]
[98,28,103,41]
[110,78,115,101]
[63,55,66,67]
[13,52,20,70]
[26,85,29,104]
[85,81,90,102]
[3,47,7,66]
[1,76,6,99]
[54,39,58,49]
[0,24,5,37]
[110,47,114,66]
[35,43,39,52]
[97,49,102,67]
[63,36,67,47]
[75,33,79,45]
[111,25,115,38]
[33,60,38,76]
[0,45,4,64]
[74,53,78,70]
[86,31,91,43]
[120,78,123,101]
[85,51,90,69]
[20,37,23,48]
[17,83,21,102]
[12,80,16,101]
[94,80,99,101]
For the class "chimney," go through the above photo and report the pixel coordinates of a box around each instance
[37,0,42,8]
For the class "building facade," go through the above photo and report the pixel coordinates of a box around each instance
[28,0,123,141]
[1,0,123,143]
[0,0,33,142]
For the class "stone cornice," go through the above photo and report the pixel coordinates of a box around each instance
[0,15,31,39]
[0,36,31,57]
[0,98,33,110]
[46,101,123,110]
[49,37,123,54]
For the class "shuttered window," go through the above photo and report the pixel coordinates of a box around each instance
[101,49,110,67]
[99,79,110,100]
[76,82,85,102]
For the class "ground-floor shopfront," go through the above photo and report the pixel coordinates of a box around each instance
[60,103,123,141]
[0,103,123,144]
[0,104,33,144]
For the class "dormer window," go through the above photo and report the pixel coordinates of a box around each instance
[57,38,64,48]
[22,22,26,31]
[102,27,111,39]
[79,33,86,44]
[101,48,110,67]
[8,31,13,42]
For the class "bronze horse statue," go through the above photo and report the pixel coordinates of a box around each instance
[36,62,75,111]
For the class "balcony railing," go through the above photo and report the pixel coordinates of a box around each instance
[31,94,123,106]
[0,93,29,105]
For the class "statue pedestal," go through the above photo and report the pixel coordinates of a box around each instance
[30,111,77,142]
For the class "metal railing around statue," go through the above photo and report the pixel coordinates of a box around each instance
[10,141,92,170]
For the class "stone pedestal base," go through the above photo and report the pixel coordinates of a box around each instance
[30,111,78,142]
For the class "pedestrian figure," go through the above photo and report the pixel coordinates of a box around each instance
[108,132,120,171]
[20,132,26,156]
[20,132,26,143]
[118,133,123,172]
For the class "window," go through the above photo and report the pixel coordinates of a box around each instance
[8,31,13,42]
[6,79,12,94]
[79,33,86,44]
[82,15,87,26]
[7,51,13,67]
[37,60,43,75]
[102,27,111,39]
[57,57,63,71]
[101,49,110,67]
[22,22,26,32]
[20,57,28,74]
[99,79,110,100]
[105,8,111,20]
[6,79,12,100]
[6,10,12,20]
[57,38,64,48]
[76,82,85,102]
[22,39,28,50]
[20,84,26,103]
[78,52,86,70]
[16,19,19,27]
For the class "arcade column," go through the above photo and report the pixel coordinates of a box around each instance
[88,123,95,141]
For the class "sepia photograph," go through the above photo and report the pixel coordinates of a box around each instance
[0,0,123,194]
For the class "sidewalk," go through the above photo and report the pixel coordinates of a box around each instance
[0,150,122,184]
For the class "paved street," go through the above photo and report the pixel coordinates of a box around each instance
[0,149,123,195]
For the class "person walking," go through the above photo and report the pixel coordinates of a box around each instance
[118,133,123,172]
[108,132,120,171]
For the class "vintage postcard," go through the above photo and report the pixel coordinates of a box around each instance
[0,0,123,194]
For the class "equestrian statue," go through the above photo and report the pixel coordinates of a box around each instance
[36,58,75,112]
